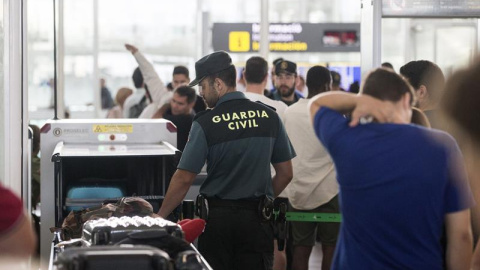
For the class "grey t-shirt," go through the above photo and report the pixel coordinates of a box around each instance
[178,92,296,200]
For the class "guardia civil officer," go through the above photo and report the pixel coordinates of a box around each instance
[158,51,296,270]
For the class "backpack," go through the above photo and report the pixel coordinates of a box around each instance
[51,197,156,240]
[128,95,148,118]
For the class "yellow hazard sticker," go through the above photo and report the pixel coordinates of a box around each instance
[229,31,250,52]
[92,124,133,133]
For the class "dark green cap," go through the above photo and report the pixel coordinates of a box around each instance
[189,51,233,87]
[275,60,297,75]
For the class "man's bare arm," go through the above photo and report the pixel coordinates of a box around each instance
[125,43,169,106]
[445,209,473,270]
[158,169,197,218]
[272,160,293,197]
[308,91,397,127]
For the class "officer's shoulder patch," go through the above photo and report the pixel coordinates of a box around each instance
[255,101,277,112]
[193,109,212,121]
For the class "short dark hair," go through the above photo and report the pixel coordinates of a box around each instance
[330,70,341,86]
[381,62,394,70]
[245,57,268,84]
[399,60,445,102]
[306,66,331,94]
[349,81,360,94]
[132,67,144,88]
[173,65,189,78]
[174,86,197,104]
[207,65,237,88]
[362,68,416,106]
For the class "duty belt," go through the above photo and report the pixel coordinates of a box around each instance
[207,198,259,210]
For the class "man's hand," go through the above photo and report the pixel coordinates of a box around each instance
[349,95,397,127]
[158,169,197,218]
[125,44,138,54]
[309,92,399,127]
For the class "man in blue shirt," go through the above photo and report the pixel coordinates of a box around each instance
[309,68,474,270]
[158,51,296,270]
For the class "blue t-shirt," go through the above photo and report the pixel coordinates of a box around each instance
[314,107,474,270]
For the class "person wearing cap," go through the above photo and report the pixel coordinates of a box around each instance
[269,57,284,93]
[158,51,296,270]
[269,60,303,106]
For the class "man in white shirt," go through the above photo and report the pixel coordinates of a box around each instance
[243,56,287,120]
[243,55,289,270]
[125,44,206,118]
[283,66,339,270]
[125,44,172,119]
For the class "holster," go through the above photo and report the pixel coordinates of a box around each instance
[273,197,288,251]
[195,194,209,221]
[258,195,274,222]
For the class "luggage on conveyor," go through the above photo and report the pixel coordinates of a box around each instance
[54,245,171,270]
[82,216,184,245]
[58,197,157,240]
[65,185,124,211]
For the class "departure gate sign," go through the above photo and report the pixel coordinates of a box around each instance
[213,23,360,53]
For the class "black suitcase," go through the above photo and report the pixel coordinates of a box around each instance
[54,245,171,270]
[82,216,184,245]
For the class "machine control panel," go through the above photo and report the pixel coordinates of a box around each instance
[97,133,128,142]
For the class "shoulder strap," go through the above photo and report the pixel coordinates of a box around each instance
[255,101,277,111]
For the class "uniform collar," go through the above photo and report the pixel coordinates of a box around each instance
[216,91,248,106]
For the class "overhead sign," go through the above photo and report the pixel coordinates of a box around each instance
[382,0,480,18]
[212,23,360,53]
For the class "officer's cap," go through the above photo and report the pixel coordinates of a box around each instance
[275,60,297,75]
[189,51,233,87]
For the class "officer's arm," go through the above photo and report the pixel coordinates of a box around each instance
[272,160,293,197]
[445,209,472,270]
[158,169,197,218]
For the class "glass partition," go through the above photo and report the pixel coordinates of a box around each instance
[27,0,478,121]
[382,18,477,76]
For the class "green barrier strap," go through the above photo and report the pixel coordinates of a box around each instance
[284,212,342,223]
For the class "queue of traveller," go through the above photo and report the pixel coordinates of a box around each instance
[4,44,480,270]
[117,48,479,270]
